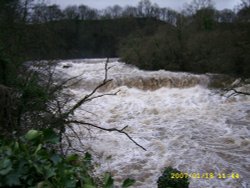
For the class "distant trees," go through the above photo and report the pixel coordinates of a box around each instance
[102,5,123,19]
[1,0,249,77]
[122,6,138,17]
[119,0,250,77]
[217,9,235,22]
[31,4,63,22]
[183,0,215,15]
[78,5,98,20]
[237,0,250,21]
[159,8,178,25]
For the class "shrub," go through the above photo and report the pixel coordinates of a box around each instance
[157,167,189,188]
[0,129,135,188]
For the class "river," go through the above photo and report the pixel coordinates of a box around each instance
[54,58,250,188]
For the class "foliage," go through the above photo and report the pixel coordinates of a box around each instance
[0,129,135,188]
[157,167,189,188]
[2,0,249,78]
[119,24,183,71]
[119,9,250,78]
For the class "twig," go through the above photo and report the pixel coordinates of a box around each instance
[223,87,250,98]
[67,124,85,148]
[84,90,120,103]
[65,58,113,116]
[63,132,85,155]
[228,88,250,96]
[50,74,83,95]
[68,120,147,151]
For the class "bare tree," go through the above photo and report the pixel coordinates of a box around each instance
[237,0,250,21]
[30,59,147,154]
[63,5,79,20]
[102,5,123,19]
[183,0,215,15]
[31,4,63,22]
[240,0,250,7]
[137,0,153,17]
[160,8,178,25]
[122,6,138,17]
[217,9,236,22]
[78,5,98,20]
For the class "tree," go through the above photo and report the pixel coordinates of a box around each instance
[217,9,236,22]
[122,6,138,17]
[159,8,178,25]
[63,5,79,20]
[183,0,215,15]
[18,0,34,22]
[103,5,123,19]
[237,0,250,21]
[193,7,217,30]
[78,4,89,20]
[240,0,250,7]
[137,0,153,17]
[31,4,63,22]
[78,5,98,20]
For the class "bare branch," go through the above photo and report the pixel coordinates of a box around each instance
[223,78,250,97]
[84,90,120,103]
[63,132,85,155]
[49,74,83,95]
[68,120,147,151]
[67,124,86,148]
[65,58,113,116]
[228,88,250,96]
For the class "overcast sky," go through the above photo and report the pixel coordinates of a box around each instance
[47,0,241,10]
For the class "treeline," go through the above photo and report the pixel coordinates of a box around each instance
[1,0,250,77]
[119,0,250,77]
[0,0,182,59]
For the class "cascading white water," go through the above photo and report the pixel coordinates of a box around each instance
[56,59,250,188]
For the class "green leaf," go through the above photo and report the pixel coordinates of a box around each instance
[83,177,94,185]
[33,163,43,174]
[122,178,135,187]
[0,159,12,175]
[44,167,56,179]
[50,154,62,165]
[84,152,92,167]
[14,142,19,150]
[84,152,92,161]
[104,172,114,188]
[83,185,96,188]
[25,130,42,141]
[66,154,79,162]
[43,129,59,144]
[35,144,42,154]
[5,171,21,186]
[64,178,77,188]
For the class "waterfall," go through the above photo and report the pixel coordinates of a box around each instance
[54,59,250,188]
[55,59,210,91]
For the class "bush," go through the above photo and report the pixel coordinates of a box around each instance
[0,129,135,188]
[157,167,189,188]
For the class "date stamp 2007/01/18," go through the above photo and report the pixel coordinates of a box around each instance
[170,172,240,179]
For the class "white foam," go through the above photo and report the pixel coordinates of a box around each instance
[59,59,250,188]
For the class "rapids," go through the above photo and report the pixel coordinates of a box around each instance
[55,59,250,188]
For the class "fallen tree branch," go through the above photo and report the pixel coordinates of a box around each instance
[225,88,250,96]
[68,120,147,151]
[223,78,250,97]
